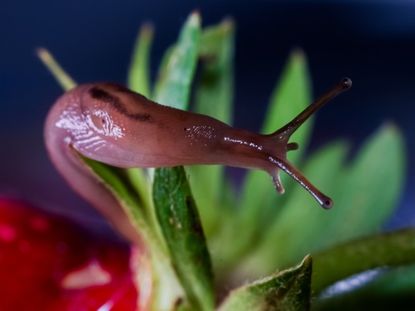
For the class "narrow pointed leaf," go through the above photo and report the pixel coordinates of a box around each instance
[151,13,213,310]
[126,24,154,221]
[153,167,214,311]
[262,50,313,154]
[312,229,415,293]
[238,142,348,276]
[318,124,406,249]
[125,168,152,220]
[37,48,76,91]
[195,18,234,123]
[242,50,312,210]
[153,12,201,109]
[81,158,150,235]
[238,124,405,279]
[128,23,154,97]
[81,150,185,311]
[219,256,312,311]
[188,19,235,237]
[220,52,312,268]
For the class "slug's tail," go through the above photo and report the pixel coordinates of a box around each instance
[268,78,352,209]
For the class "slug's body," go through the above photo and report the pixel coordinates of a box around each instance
[45,79,351,242]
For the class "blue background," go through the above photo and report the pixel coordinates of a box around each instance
[1,0,414,232]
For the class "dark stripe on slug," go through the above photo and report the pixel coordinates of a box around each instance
[89,87,117,103]
[89,87,154,122]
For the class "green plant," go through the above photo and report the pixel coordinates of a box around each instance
[38,12,413,311]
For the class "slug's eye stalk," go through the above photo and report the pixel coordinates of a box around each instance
[270,78,352,209]
[275,77,352,140]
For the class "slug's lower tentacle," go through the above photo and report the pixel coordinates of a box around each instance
[271,172,285,194]
[268,155,333,209]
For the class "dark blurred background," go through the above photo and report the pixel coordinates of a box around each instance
[1,0,414,233]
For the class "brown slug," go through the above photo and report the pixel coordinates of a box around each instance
[44,78,351,242]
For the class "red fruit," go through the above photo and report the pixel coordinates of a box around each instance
[0,197,138,311]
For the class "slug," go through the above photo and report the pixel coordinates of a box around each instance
[45,78,351,242]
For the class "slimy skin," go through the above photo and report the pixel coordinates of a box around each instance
[44,78,352,242]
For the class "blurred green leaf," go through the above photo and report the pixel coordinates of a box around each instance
[261,49,313,155]
[80,158,186,310]
[238,142,348,276]
[125,24,154,224]
[125,168,153,222]
[236,124,405,278]
[195,18,234,123]
[241,50,312,213]
[81,157,150,235]
[79,158,182,311]
[151,13,213,310]
[83,158,183,310]
[188,19,235,237]
[128,23,154,97]
[318,124,406,249]
[219,256,312,311]
[312,229,415,293]
[37,48,76,91]
[125,32,152,223]
[153,12,201,109]
[218,51,312,270]
[153,167,214,311]
[313,265,415,311]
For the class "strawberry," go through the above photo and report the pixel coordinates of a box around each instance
[0,197,138,311]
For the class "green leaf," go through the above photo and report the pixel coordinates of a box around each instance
[125,168,152,221]
[188,19,235,237]
[235,124,405,279]
[237,142,348,276]
[126,24,154,220]
[262,49,313,154]
[218,51,312,270]
[241,49,312,211]
[151,12,213,310]
[312,229,415,293]
[79,158,180,311]
[153,167,214,311]
[313,265,415,311]
[128,23,154,97]
[219,256,312,311]
[36,47,76,91]
[82,157,187,311]
[81,157,150,236]
[318,124,406,249]
[153,12,201,110]
[245,49,312,203]
[195,18,234,123]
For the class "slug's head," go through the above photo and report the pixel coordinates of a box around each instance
[81,83,153,133]
[73,83,155,166]
[267,78,352,209]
